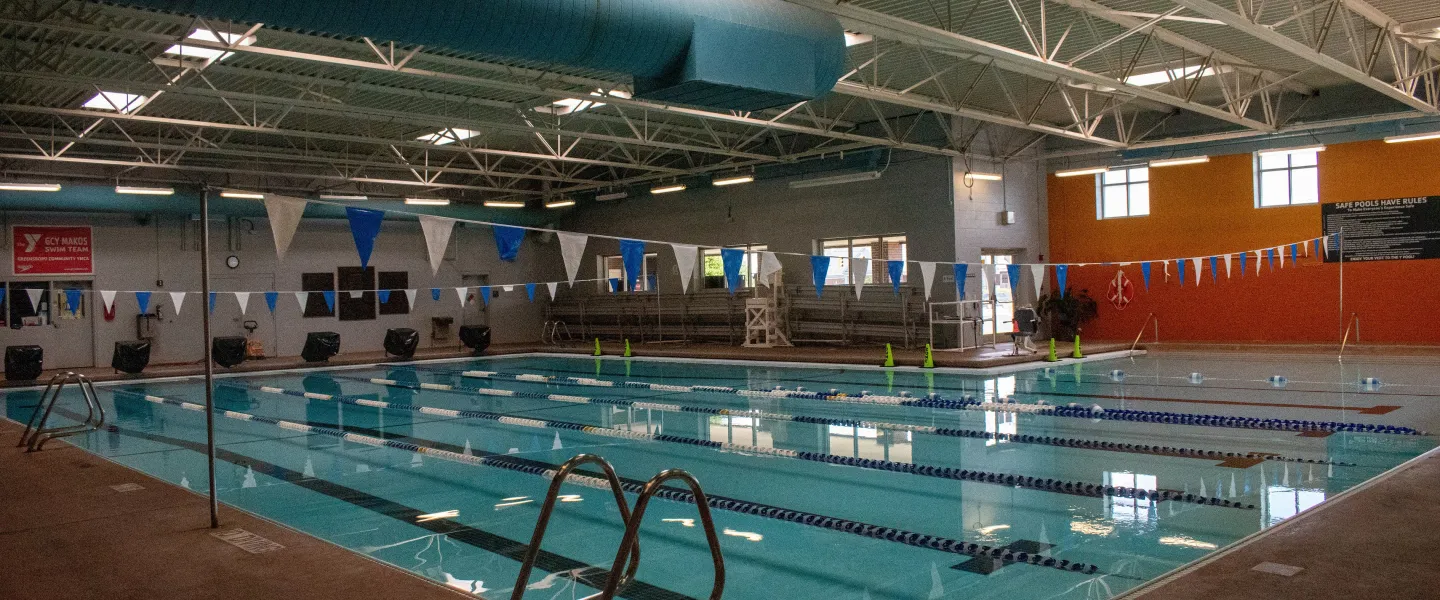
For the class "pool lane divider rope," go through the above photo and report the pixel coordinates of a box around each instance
[108,388,1106,575]
[238,378,1255,511]
[433,367,1425,436]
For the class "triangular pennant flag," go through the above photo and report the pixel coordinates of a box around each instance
[135,291,151,314]
[294,291,307,310]
[1006,264,1023,300]
[1321,236,1331,258]
[404,289,418,306]
[377,289,390,304]
[234,292,250,315]
[23,288,43,311]
[525,283,536,302]
[1140,262,1152,290]
[344,206,385,269]
[431,288,441,301]
[1303,240,1310,257]
[759,252,783,288]
[558,232,588,284]
[608,278,620,293]
[501,285,513,292]
[417,215,456,276]
[1239,251,1248,277]
[322,290,336,312]
[810,255,831,298]
[852,258,869,299]
[64,289,82,314]
[170,291,186,316]
[1176,259,1186,287]
[954,263,970,298]
[1277,246,1285,268]
[1255,250,1264,276]
[265,291,278,313]
[620,239,646,292]
[545,282,558,300]
[1191,257,1202,286]
[492,225,525,262]
[479,285,491,306]
[720,247,744,295]
[672,244,698,294]
[1290,243,1298,265]
[1266,248,1276,272]
[209,291,218,314]
[1054,264,1066,296]
[919,262,937,300]
[101,290,117,312]
[1029,264,1044,298]
[887,260,905,295]
[455,287,468,305]
[1224,254,1233,278]
[1209,256,1219,284]
[262,196,307,261]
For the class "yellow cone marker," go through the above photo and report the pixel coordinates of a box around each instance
[624,339,633,358]
[593,338,602,357]
[923,344,935,369]
[1072,335,1084,359]
[1045,339,1059,362]
[883,343,895,368]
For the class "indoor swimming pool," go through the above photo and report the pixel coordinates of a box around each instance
[4,352,1436,600]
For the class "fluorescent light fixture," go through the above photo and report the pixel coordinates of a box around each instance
[963,172,1003,182]
[415,509,460,523]
[1124,65,1229,87]
[595,190,629,202]
[1258,145,1325,157]
[535,89,632,116]
[405,197,450,206]
[163,28,255,63]
[650,183,687,194]
[1149,156,1210,167]
[81,91,148,114]
[1054,166,1108,177]
[787,170,881,189]
[219,190,264,199]
[544,198,576,208]
[1384,131,1440,143]
[115,186,174,195]
[416,128,480,145]
[319,194,369,201]
[712,174,754,186]
[0,183,61,192]
[483,200,526,208]
[844,31,874,46]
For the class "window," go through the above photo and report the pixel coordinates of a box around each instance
[1256,149,1319,207]
[1097,167,1150,218]
[337,267,376,321]
[819,235,907,286]
[378,271,410,315]
[598,253,658,291]
[702,244,768,289]
[301,272,335,318]
[7,282,51,327]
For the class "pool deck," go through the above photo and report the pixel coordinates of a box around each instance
[0,420,470,600]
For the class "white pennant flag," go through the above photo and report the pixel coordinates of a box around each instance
[295,291,308,309]
[263,196,307,261]
[1029,264,1045,298]
[1277,246,1285,268]
[1322,236,1331,258]
[26,288,43,308]
[558,232,588,284]
[455,287,468,305]
[1191,257,1202,286]
[758,252,783,287]
[545,282,559,300]
[170,292,186,316]
[348,290,363,300]
[919,262,937,300]
[1303,240,1310,257]
[404,289,418,306]
[502,285,513,292]
[1224,254,1233,278]
[232,292,249,315]
[418,215,456,276]
[1163,261,1171,281]
[853,258,869,298]
[1256,250,1264,276]
[100,290,117,312]
[672,244,698,294]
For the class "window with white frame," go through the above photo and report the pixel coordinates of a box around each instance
[1096,167,1150,219]
[819,235,908,286]
[701,244,767,289]
[1255,148,1319,207]
[598,253,657,292]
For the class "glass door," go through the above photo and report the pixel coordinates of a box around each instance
[980,253,1015,337]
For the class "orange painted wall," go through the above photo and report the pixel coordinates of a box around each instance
[1047,139,1440,344]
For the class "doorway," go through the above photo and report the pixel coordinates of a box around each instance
[980,252,1017,337]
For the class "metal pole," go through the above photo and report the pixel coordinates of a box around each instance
[200,188,220,528]
[1338,231,1344,339]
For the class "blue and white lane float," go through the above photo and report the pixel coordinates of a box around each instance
[350,373,1349,467]
[438,368,1425,436]
[237,379,1255,510]
[110,388,1104,575]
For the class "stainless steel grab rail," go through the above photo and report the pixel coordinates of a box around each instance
[18,371,105,452]
[600,469,725,600]
[1129,313,1159,361]
[1339,313,1360,362]
[510,454,641,600]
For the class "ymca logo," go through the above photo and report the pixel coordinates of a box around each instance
[21,233,42,252]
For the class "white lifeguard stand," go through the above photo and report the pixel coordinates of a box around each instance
[743,270,791,348]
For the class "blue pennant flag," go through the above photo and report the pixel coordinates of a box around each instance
[479,285,491,306]
[810,255,830,298]
[64,289,82,314]
[431,287,441,301]
[344,206,385,269]
[492,225,525,262]
[721,247,744,295]
[525,283,536,302]
[377,290,390,304]
[887,260,905,295]
[1209,256,1219,284]
[1239,251,1248,277]
[608,278,621,293]
[1006,264,1023,300]
[1176,259,1186,287]
[209,291,218,313]
[620,239,646,292]
[265,291,279,313]
[135,291,152,314]
[954,263,970,299]
[1266,248,1276,271]
[1140,262,1152,290]
[323,290,336,312]
[0,287,6,309]
[1054,265,1066,296]
[1290,243,1298,265]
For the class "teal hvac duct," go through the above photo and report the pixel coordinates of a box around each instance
[119,0,846,111]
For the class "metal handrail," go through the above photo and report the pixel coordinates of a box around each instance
[19,372,105,452]
[1129,313,1159,361]
[600,469,725,600]
[510,454,641,600]
[1339,313,1360,362]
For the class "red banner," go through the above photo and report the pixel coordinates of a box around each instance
[12,225,93,275]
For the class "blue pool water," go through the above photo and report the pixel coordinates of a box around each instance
[5,352,1437,599]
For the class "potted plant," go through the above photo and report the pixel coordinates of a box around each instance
[1035,288,1098,341]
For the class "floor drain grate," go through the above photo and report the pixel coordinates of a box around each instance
[109,483,144,493]
[212,528,285,554]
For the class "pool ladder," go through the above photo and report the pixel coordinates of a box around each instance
[511,454,725,600]
[17,372,105,452]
